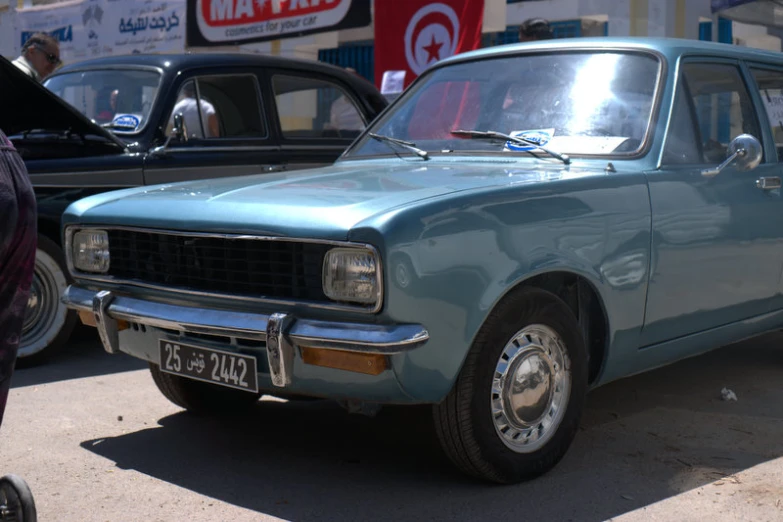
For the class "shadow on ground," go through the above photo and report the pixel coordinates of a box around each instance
[10,326,146,389]
[81,333,783,522]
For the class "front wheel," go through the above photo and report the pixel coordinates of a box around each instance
[433,287,588,484]
[149,363,263,416]
[0,474,37,522]
[17,235,78,367]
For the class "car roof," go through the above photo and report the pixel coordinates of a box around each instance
[51,52,382,95]
[438,36,783,67]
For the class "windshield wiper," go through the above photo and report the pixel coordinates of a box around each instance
[369,133,429,160]
[451,129,570,164]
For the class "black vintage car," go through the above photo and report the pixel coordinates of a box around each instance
[0,52,388,365]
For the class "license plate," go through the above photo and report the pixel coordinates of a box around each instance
[158,339,259,393]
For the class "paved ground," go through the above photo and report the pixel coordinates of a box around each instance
[1,326,782,522]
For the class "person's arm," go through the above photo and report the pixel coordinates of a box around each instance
[208,112,220,138]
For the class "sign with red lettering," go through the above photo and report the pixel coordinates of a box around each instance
[373,0,484,89]
[187,0,370,46]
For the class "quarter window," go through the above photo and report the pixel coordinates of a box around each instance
[272,75,365,139]
[167,74,266,140]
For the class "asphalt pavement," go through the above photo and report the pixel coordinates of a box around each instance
[1,325,782,521]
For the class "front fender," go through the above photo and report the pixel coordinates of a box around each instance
[350,172,652,402]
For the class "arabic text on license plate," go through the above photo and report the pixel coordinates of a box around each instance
[158,339,259,393]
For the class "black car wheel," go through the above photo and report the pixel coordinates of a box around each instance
[433,287,588,484]
[0,474,37,522]
[17,235,77,367]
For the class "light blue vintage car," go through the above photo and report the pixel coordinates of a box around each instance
[62,37,783,483]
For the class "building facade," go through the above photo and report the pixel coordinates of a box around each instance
[0,0,780,85]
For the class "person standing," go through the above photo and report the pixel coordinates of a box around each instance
[0,128,39,521]
[12,33,62,82]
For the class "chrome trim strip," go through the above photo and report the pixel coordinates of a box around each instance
[266,313,294,387]
[64,225,384,314]
[161,145,279,154]
[63,285,428,355]
[279,145,350,151]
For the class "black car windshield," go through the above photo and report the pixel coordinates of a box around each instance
[344,50,661,159]
[44,68,161,134]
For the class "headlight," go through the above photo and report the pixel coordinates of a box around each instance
[71,229,110,273]
[322,247,380,306]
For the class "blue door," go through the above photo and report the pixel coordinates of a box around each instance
[641,58,783,346]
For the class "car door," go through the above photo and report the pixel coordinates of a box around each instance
[640,58,783,346]
[143,69,281,186]
[747,63,783,311]
[266,69,370,171]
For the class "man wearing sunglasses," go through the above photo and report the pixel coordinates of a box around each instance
[12,33,61,83]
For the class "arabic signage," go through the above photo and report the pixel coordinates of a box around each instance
[14,0,185,63]
[186,0,371,47]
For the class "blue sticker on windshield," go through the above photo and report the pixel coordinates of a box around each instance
[112,114,142,130]
[505,129,554,151]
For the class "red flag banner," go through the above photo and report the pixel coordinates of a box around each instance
[373,0,485,89]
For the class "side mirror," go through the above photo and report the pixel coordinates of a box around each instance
[701,133,762,178]
[149,112,188,157]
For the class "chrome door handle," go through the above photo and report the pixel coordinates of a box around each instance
[262,164,285,173]
[756,176,781,190]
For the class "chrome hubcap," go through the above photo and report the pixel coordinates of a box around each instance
[23,275,43,332]
[491,324,571,453]
[22,262,58,342]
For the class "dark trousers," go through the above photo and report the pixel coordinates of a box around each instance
[0,130,37,428]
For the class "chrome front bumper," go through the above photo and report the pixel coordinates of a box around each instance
[62,285,429,388]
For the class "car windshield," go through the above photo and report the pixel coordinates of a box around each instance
[44,68,162,134]
[344,50,661,160]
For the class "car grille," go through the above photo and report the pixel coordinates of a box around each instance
[105,229,331,302]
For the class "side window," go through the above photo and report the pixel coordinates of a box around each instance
[750,67,783,161]
[272,75,365,139]
[167,75,266,140]
[682,63,760,164]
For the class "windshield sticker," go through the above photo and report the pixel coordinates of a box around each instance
[504,129,555,152]
[111,114,143,130]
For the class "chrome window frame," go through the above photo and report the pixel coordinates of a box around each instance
[64,225,384,314]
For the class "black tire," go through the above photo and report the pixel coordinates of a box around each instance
[149,363,262,416]
[0,474,37,522]
[432,287,588,484]
[16,235,78,368]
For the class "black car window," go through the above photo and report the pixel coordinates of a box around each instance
[167,74,266,140]
[750,67,783,161]
[271,74,366,140]
[664,62,762,165]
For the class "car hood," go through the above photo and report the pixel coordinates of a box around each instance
[0,55,126,150]
[66,159,606,240]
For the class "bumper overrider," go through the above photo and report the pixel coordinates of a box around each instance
[62,285,429,389]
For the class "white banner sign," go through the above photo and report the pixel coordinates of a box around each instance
[14,0,185,64]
